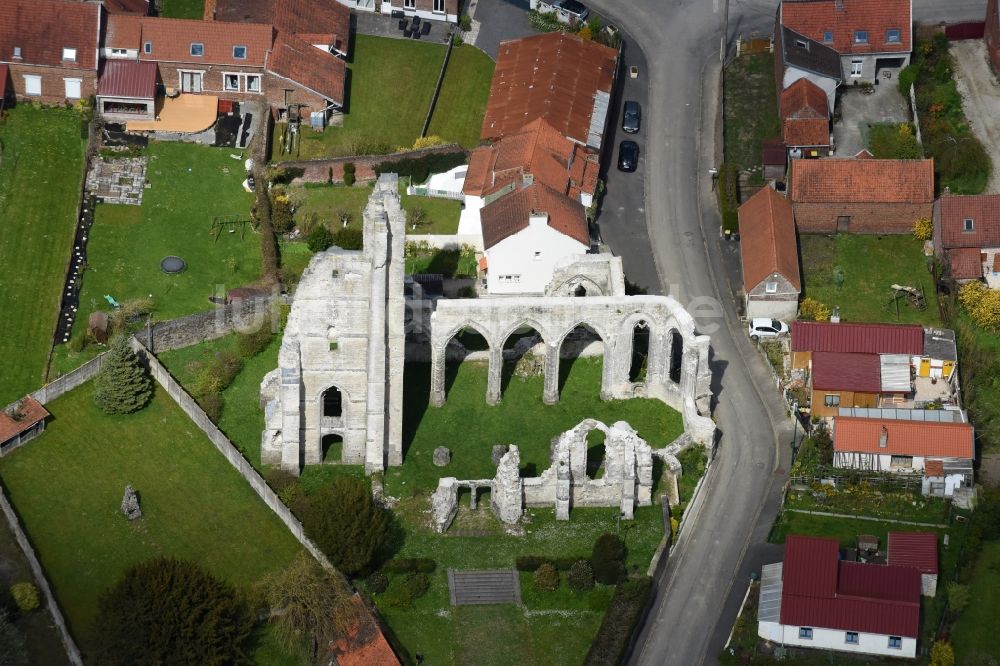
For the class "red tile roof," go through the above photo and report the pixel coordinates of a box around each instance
[738,186,801,292]
[106,14,143,49]
[211,0,350,54]
[790,158,935,204]
[327,596,400,666]
[464,118,599,199]
[854,148,874,159]
[481,182,589,249]
[792,321,924,354]
[811,352,881,392]
[0,397,49,444]
[781,0,912,55]
[132,17,275,67]
[781,79,830,147]
[924,459,945,476]
[0,0,100,70]
[946,247,984,280]
[98,60,157,99]
[888,532,939,575]
[938,194,1000,249]
[266,33,346,106]
[482,32,618,150]
[833,417,974,458]
[102,0,150,15]
[780,535,921,638]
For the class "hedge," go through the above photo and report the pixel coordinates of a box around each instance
[584,577,654,666]
[516,555,589,572]
[374,151,467,185]
[716,162,739,233]
[382,558,437,574]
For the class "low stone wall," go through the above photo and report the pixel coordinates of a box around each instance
[0,487,84,665]
[140,295,278,354]
[278,144,467,185]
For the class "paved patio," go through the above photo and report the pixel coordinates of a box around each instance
[353,11,452,44]
[833,79,910,157]
[85,156,148,205]
[951,39,1000,194]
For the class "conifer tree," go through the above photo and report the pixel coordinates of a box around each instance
[94,336,152,415]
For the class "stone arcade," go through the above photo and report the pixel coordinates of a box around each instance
[261,174,715,475]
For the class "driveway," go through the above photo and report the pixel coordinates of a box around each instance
[833,80,911,157]
[470,0,537,58]
[951,39,1000,194]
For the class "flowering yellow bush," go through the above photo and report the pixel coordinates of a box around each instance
[798,298,831,322]
[960,280,1000,332]
[412,135,447,150]
[913,216,933,241]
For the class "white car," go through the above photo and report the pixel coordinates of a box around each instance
[748,318,789,340]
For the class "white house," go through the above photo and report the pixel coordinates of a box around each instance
[758,535,920,659]
[481,182,590,294]
[774,26,841,113]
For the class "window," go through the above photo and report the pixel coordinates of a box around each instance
[822,30,833,43]
[886,28,901,43]
[824,394,841,407]
[233,45,247,59]
[533,251,542,260]
[964,218,975,232]
[64,78,82,99]
[12,46,21,59]
[433,0,445,11]
[765,281,778,294]
[850,60,863,77]
[111,48,127,56]
[798,627,813,640]
[224,74,240,91]
[888,636,902,650]
[846,631,859,645]
[23,74,41,96]
[144,42,152,54]
[404,0,416,7]
[245,74,261,92]
[62,47,76,61]
[854,30,868,44]
[890,455,913,469]
[190,43,205,56]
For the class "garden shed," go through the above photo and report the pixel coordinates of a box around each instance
[0,397,50,457]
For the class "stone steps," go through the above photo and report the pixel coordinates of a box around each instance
[447,569,522,606]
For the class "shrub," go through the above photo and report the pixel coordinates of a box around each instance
[960,280,1000,332]
[366,571,388,594]
[458,13,472,31]
[92,557,254,665]
[898,64,919,97]
[236,326,274,359]
[402,572,431,600]
[591,534,627,585]
[527,9,564,32]
[299,476,391,576]
[307,225,335,252]
[798,297,831,322]
[412,136,447,150]
[592,534,626,563]
[913,216,933,241]
[382,558,437,574]
[947,582,970,614]
[868,123,923,160]
[343,163,356,187]
[451,33,464,47]
[457,285,477,298]
[9,583,38,613]
[406,206,428,231]
[268,166,305,185]
[568,560,595,592]
[930,641,955,666]
[197,391,223,421]
[584,577,653,666]
[93,336,152,415]
[554,556,586,571]
[68,332,88,353]
[270,190,295,233]
[334,226,364,251]
[515,555,552,572]
[253,182,280,283]
[533,563,560,592]
[716,162,739,233]
[374,152,466,186]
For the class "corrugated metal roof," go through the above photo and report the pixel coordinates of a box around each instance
[888,532,938,575]
[759,562,783,623]
[879,354,912,393]
[838,406,965,422]
[782,536,839,598]
[812,352,881,393]
[98,60,157,99]
[832,416,975,458]
[792,321,924,354]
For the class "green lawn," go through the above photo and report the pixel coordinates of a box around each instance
[426,44,495,148]
[0,384,302,653]
[952,541,1000,663]
[405,245,478,278]
[158,0,203,19]
[291,182,460,235]
[0,106,85,404]
[800,234,941,325]
[73,142,259,326]
[723,53,781,178]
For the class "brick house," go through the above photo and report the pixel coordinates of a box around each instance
[379,0,462,25]
[789,158,934,233]
[780,78,831,158]
[0,0,100,105]
[205,0,350,58]
[738,185,801,320]
[932,193,1000,286]
[779,0,912,84]
[987,0,1000,76]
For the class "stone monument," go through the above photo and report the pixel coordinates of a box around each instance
[121,484,141,520]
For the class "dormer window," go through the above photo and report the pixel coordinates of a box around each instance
[886,28,901,43]
[822,30,833,43]
[795,39,809,50]
[62,47,76,61]
[190,43,205,57]
[12,46,21,59]
[853,30,868,44]
[964,218,975,232]
[144,41,152,54]
[233,45,247,59]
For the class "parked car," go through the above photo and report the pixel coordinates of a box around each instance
[555,0,589,22]
[622,100,641,133]
[748,318,789,340]
[617,140,639,172]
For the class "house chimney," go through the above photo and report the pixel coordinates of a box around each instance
[879,425,888,448]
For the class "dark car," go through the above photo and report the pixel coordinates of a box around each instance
[617,140,639,172]
[622,100,641,133]
[556,0,589,21]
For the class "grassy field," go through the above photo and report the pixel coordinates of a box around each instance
[723,53,781,177]
[426,44,495,148]
[291,182,461,235]
[0,383,302,653]
[952,541,1000,663]
[0,106,85,405]
[800,234,941,325]
[71,142,259,326]
[158,0,203,19]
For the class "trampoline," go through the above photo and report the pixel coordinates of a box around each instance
[161,256,187,274]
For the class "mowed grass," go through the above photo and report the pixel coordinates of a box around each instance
[426,44,495,148]
[952,541,1000,662]
[74,141,259,324]
[158,0,203,19]
[291,182,461,235]
[0,383,302,651]
[0,106,85,404]
[800,233,941,326]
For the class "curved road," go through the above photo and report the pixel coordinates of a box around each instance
[579,1,989,664]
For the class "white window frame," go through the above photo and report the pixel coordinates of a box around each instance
[233,45,247,59]
[62,47,77,62]
[12,46,22,59]
[964,218,975,232]
[110,48,128,56]
[890,455,913,469]
[850,60,863,77]
[798,627,813,640]
[824,394,840,407]
[765,281,778,294]
[433,0,445,12]
[822,30,833,43]
[64,77,83,99]
[222,73,262,93]
[23,74,41,97]
[190,42,205,57]
[223,72,241,92]
[846,631,859,645]
[888,636,902,650]
[178,69,204,93]
[245,74,261,92]
[854,30,868,44]
[144,41,152,54]
[886,28,901,43]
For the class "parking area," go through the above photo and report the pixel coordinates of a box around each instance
[951,39,1000,194]
[833,79,910,156]
[470,0,537,58]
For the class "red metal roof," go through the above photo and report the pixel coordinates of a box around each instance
[780,0,912,55]
[780,535,921,638]
[738,186,801,292]
[888,532,938,575]
[0,397,49,444]
[938,193,1000,249]
[811,352,881,393]
[98,60,157,99]
[790,158,935,204]
[0,0,100,71]
[833,417,974,459]
[791,320,924,354]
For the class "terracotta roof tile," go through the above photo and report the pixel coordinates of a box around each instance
[482,32,618,150]
[0,0,100,70]
[106,14,144,49]
[136,17,274,67]
[102,0,150,15]
[888,532,938,574]
[790,158,934,204]
[481,182,589,249]
[792,321,924,354]
[98,60,157,98]
[0,397,49,444]
[946,247,984,280]
[833,416,974,458]
[811,351,881,392]
[738,186,801,291]
[781,0,912,55]
[781,79,830,147]
[267,33,346,106]
[327,596,400,666]
[211,0,350,53]
[924,459,945,476]
[938,194,1000,248]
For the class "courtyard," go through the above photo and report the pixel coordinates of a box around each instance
[832,79,911,157]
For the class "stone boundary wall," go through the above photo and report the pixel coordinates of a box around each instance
[908,83,923,147]
[0,487,84,665]
[30,353,107,405]
[140,295,279,354]
[278,144,467,185]
[420,28,456,138]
